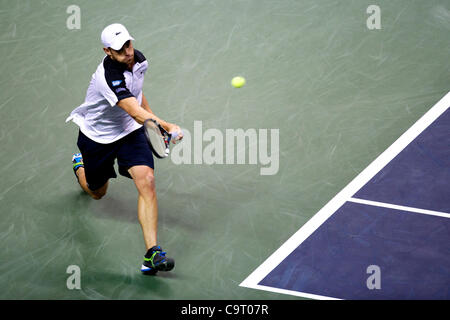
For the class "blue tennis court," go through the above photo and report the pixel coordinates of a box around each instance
[241,93,450,300]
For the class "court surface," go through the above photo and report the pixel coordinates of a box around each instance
[241,93,450,299]
[0,0,449,300]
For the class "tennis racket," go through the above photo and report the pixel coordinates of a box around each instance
[143,118,179,158]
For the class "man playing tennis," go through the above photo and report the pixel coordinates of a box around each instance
[66,23,183,275]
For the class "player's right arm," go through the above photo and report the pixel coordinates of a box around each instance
[117,96,162,125]
[117,97,182,137]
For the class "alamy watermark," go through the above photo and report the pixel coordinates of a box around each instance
[171,121,279,176]
[66,265,81,290]
[367,5,381,30]
[366,265,381,290]
[66,5,81,30]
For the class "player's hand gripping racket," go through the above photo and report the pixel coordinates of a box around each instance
[143,119,180,158]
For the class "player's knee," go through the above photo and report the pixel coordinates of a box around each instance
[91,191,106,200]
[144,172,156,191]
[90,186,107,200]
[137,172,156,194]
[92,193,105,200]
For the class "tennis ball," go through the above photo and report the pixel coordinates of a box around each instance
[231,76,246,88]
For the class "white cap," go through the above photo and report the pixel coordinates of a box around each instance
[101,23,135,50]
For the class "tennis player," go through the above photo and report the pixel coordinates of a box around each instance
[66,23,183,275]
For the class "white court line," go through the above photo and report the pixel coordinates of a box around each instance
[244,284,341,300]
[348,198,450,219]
[239,91,450,299]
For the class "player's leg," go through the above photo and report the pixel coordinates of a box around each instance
[127,165,174,274]
[128,165,158,249]
[117,127,174,274]
[72,130,118,200]
[74,164,108,200]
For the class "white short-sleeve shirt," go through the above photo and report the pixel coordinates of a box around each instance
[66,49,149,144]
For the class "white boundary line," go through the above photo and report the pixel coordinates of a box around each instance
[349,198,450,219]
[246,284,341,300]
[239,91,450,299]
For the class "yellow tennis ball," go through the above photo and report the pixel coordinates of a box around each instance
[231,76,246,88]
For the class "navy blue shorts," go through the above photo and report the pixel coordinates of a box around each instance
[77,127,154,191]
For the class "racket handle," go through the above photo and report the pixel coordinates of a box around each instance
[165,131,181,156]
[167,131,179,144]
